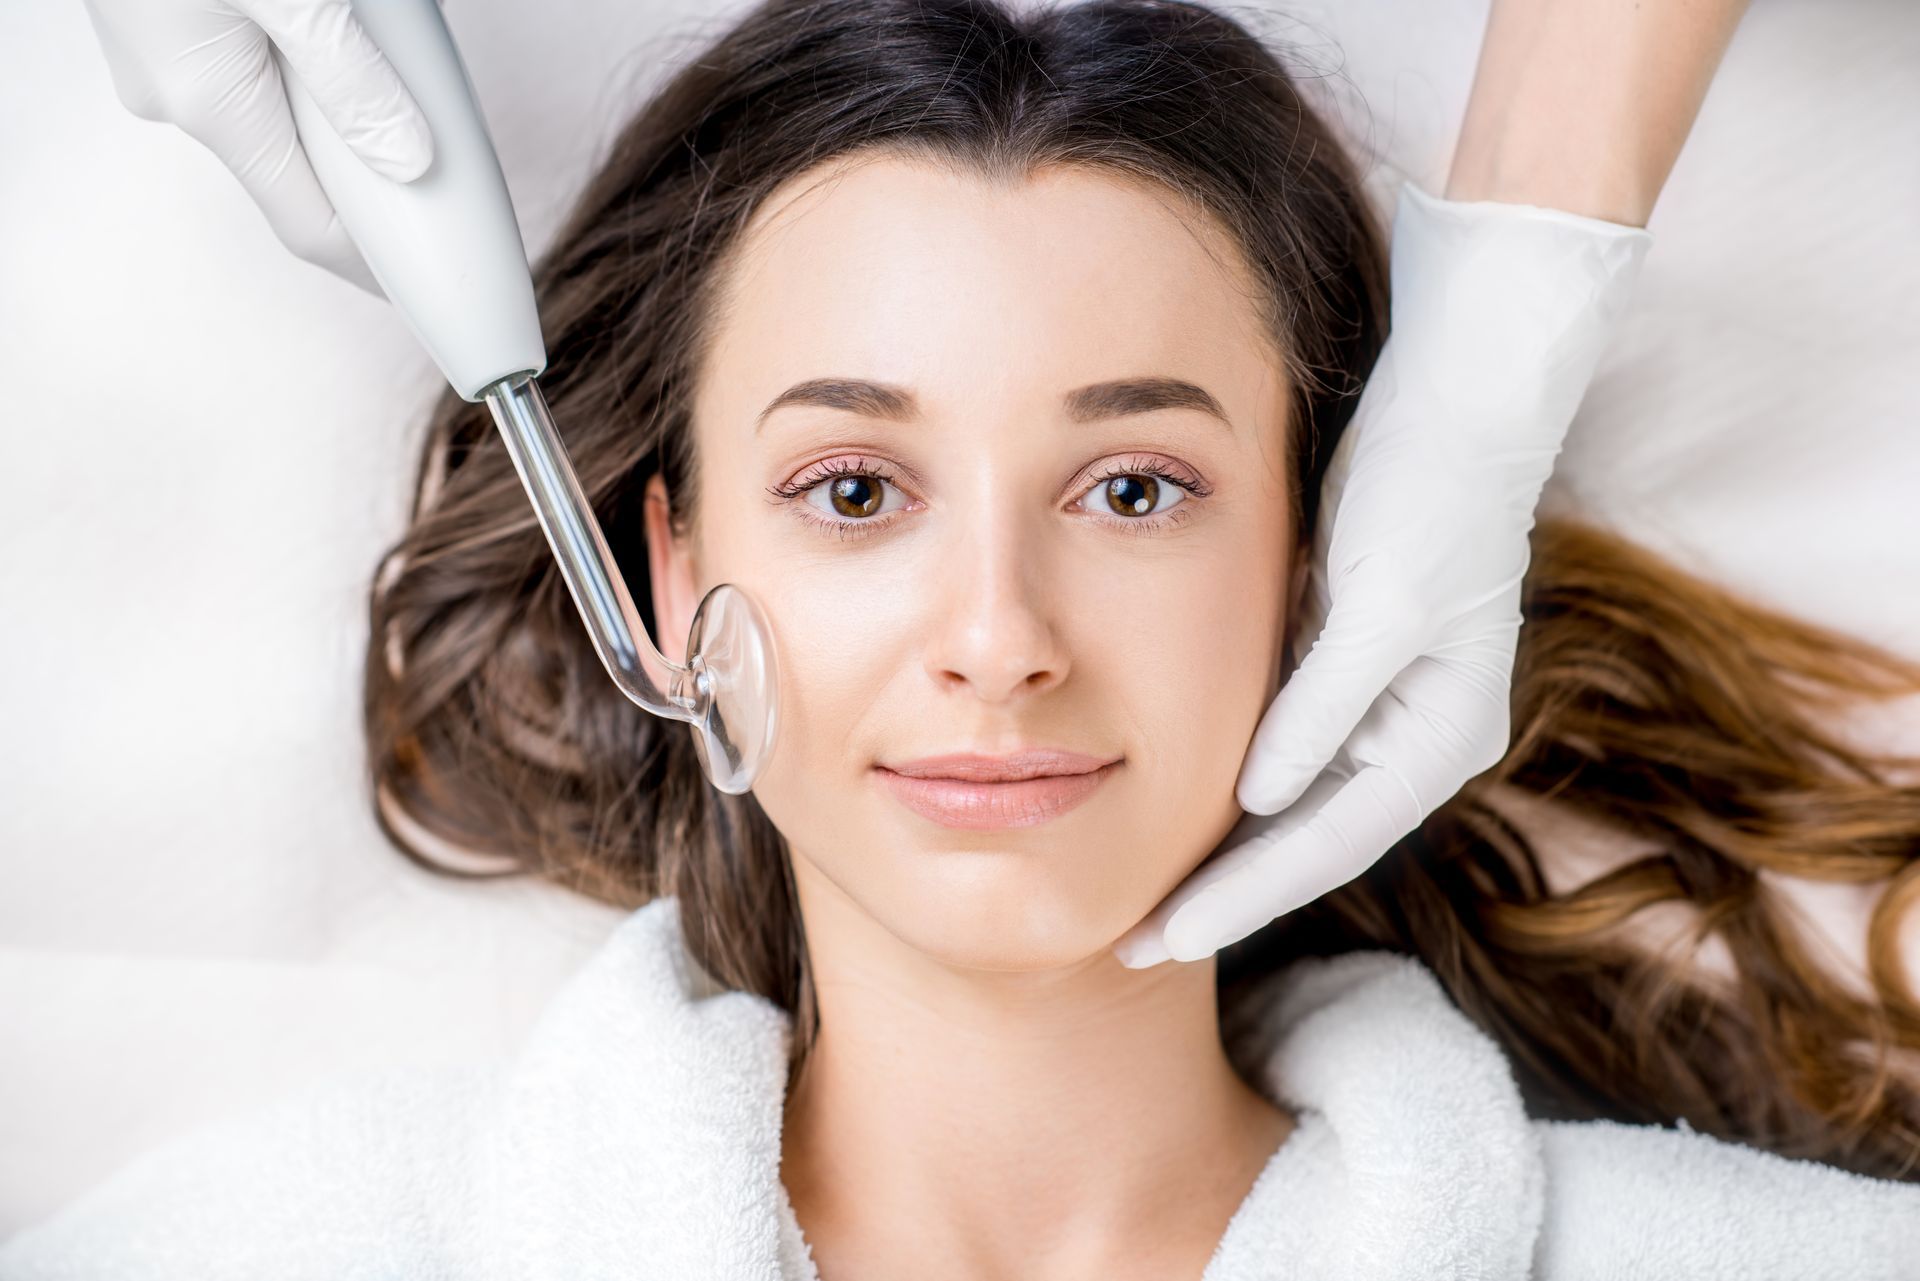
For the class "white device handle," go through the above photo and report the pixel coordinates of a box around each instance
[274,0,546,401]
[271,2,784,796]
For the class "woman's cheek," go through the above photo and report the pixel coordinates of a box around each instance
[736,586,893,825]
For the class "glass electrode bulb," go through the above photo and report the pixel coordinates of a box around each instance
[481,372,780,793]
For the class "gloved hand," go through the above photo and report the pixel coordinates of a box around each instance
[1115,180,1653,968]
[80,0,438,296]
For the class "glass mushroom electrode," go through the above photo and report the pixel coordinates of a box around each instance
[275,0,779,793]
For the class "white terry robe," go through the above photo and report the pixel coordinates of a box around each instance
[2,896,1915,1280]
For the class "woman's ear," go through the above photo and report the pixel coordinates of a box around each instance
[643,474,699,664]
[1287,540,1311,623]
[1281,538,1312,672]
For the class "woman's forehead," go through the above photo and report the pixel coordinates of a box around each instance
[702,152,1283,425]
[727,151,1257,310]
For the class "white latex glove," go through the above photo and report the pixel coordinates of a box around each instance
[1114,180,1653,969]
[80,0,438,296]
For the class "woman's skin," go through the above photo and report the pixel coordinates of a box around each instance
[644,152,1306,1280]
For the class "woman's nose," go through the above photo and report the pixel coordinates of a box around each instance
[921,513,1068,703]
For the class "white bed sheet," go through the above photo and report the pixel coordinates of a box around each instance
[1,0,1915,1232]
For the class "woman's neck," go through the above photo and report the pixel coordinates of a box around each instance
[779,859,1294,1281]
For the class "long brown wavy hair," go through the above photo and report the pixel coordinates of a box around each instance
[363,0,1920,1181]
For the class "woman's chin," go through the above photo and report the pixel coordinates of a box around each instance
[782,788,1233,973]
[858,862,1150,973]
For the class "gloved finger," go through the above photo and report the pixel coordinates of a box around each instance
[1235,563,1425,816]
[292,208,384,297]
[1112,770,1350,969]
[1162,650,1514,963]
[171,38,384,295]
[241,0,434,182]
[76,0,165,121]
[1344,647,1514,808]
[1163,760,1425,961]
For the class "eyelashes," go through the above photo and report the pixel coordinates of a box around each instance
[763,453,1214,542]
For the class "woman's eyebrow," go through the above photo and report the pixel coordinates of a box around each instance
[754,376,1231,432]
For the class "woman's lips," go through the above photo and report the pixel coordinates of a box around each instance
[873,759,1121,830]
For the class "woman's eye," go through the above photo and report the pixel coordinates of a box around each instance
[1075,471,1192,520]
[804,472,909,520]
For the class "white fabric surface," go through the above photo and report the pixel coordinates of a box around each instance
[4,897,1915,1278]
[1,0,1916,1237]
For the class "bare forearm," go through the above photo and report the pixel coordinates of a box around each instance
[1446,0,1753,226]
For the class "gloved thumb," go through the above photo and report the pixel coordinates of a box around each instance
[242,0,435,183]
[1235,566,1422,816]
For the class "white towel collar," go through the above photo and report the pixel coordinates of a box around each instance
[465,897,1546,1280]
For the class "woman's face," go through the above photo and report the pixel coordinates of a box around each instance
[647,151,1304,971]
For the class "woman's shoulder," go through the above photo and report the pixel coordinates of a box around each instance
[0,1061,501,1280]
[1222,947,1920,1278]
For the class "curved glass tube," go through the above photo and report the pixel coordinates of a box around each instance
[480,372,780,794]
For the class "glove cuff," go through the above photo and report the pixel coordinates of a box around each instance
[1398,180,1655,243]
[1384,181,1655,444]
